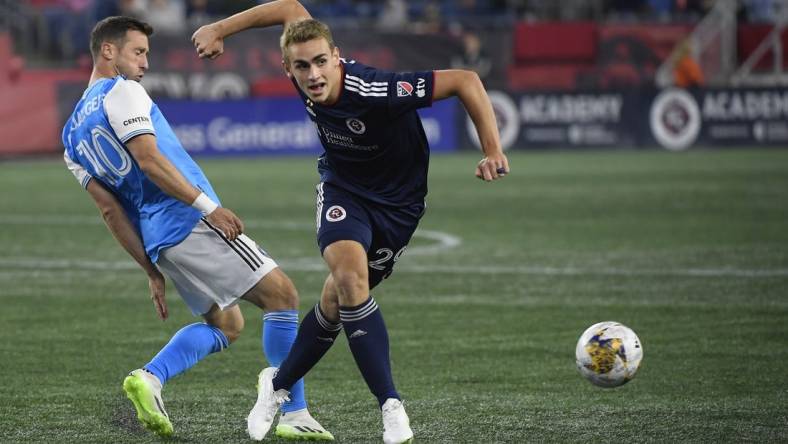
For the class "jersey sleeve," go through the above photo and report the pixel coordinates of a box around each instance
[104,79,155,143]
[63,150,92,189]
[386,70,435,117]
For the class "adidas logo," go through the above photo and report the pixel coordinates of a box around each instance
[348,329,368,339]
[294,425,324,433]
[317,336,334,343]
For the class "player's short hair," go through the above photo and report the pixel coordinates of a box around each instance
[90,16,153,61]
[280,19,335,63]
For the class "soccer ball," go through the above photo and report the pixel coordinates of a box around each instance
[575,321,643,388]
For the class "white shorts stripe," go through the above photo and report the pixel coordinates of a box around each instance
[316,182,325,231]
[201,218,261,271]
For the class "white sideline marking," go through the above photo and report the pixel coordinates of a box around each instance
[0,214,462,255]
[0,257,786,278]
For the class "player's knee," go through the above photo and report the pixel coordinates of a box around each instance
[330,268,368,300]
[276,277,299,309]
[220,317,244,344]
[265,273,299,311]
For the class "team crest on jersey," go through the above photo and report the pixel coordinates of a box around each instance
[326,205,347,222]
[397,81,413,97]
[345,118,366,135]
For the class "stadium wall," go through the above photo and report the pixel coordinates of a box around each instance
[3,25,788,156]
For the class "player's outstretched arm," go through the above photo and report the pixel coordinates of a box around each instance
[433,69,510,181]
[86,179,168,320]
[125,134,244,240]
[192,0,311,60]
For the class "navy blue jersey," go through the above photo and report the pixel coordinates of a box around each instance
[294,60,435,207]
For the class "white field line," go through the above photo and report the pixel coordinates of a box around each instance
[0,214,461,255]
[0,257,786,278]
[2,215,785,278]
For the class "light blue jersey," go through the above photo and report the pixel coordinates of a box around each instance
[62,76,220,262]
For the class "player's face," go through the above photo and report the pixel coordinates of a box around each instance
[284,38,341,104]
[113,30,149,82]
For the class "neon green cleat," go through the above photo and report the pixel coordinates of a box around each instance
[275,409,335,441]
[122,369,174,437]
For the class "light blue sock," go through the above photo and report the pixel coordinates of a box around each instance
[144,323,228,385]
[263,310,307,413]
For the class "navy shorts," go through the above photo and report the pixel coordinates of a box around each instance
[315,182,425,289]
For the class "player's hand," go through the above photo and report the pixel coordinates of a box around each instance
[206,207,244,240]
[475,152,510,182]
[148,270,168,321]
[192,24,224,59]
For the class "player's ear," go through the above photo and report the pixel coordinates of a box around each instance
[282,59,292,78]
[101,42,115,61]
[332,46,340,65]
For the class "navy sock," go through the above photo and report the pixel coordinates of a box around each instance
[273,304,342,391]
[340,297,399,407]
[144,323,228,385]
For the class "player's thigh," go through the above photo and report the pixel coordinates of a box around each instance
[240,267,298,312]
[202,303,244,343]
[315,182,373,255]
[156,219,279,316]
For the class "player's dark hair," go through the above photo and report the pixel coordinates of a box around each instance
[280,19,335,63]
[90,16,153,61]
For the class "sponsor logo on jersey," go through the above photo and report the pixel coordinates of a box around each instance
[416,78,426,98]
[397,81,413,97]
[123,116,150,126]
[345,118,366,135]
[326,205,347,222]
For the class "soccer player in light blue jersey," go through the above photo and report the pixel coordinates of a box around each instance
[61,16,333,441]
[194,2,510,443]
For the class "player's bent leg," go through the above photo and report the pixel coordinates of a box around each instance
[248,367,291,441]
[324,241,401,404]
[243,269,336,441]
[122,369,174,437]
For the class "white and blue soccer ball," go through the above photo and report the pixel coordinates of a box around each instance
[575,321,643,388]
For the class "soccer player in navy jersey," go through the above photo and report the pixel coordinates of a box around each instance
[62,16,333,441]
[193,1,509,442]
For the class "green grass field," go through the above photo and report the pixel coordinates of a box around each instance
[1,149,787,443]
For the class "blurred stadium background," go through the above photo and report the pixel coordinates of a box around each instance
[1,1,787,443]
[3,0,788,154]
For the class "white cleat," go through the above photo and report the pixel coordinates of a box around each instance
[247,367,290,441]
[382,398,414,444]
[276,408,335,441]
